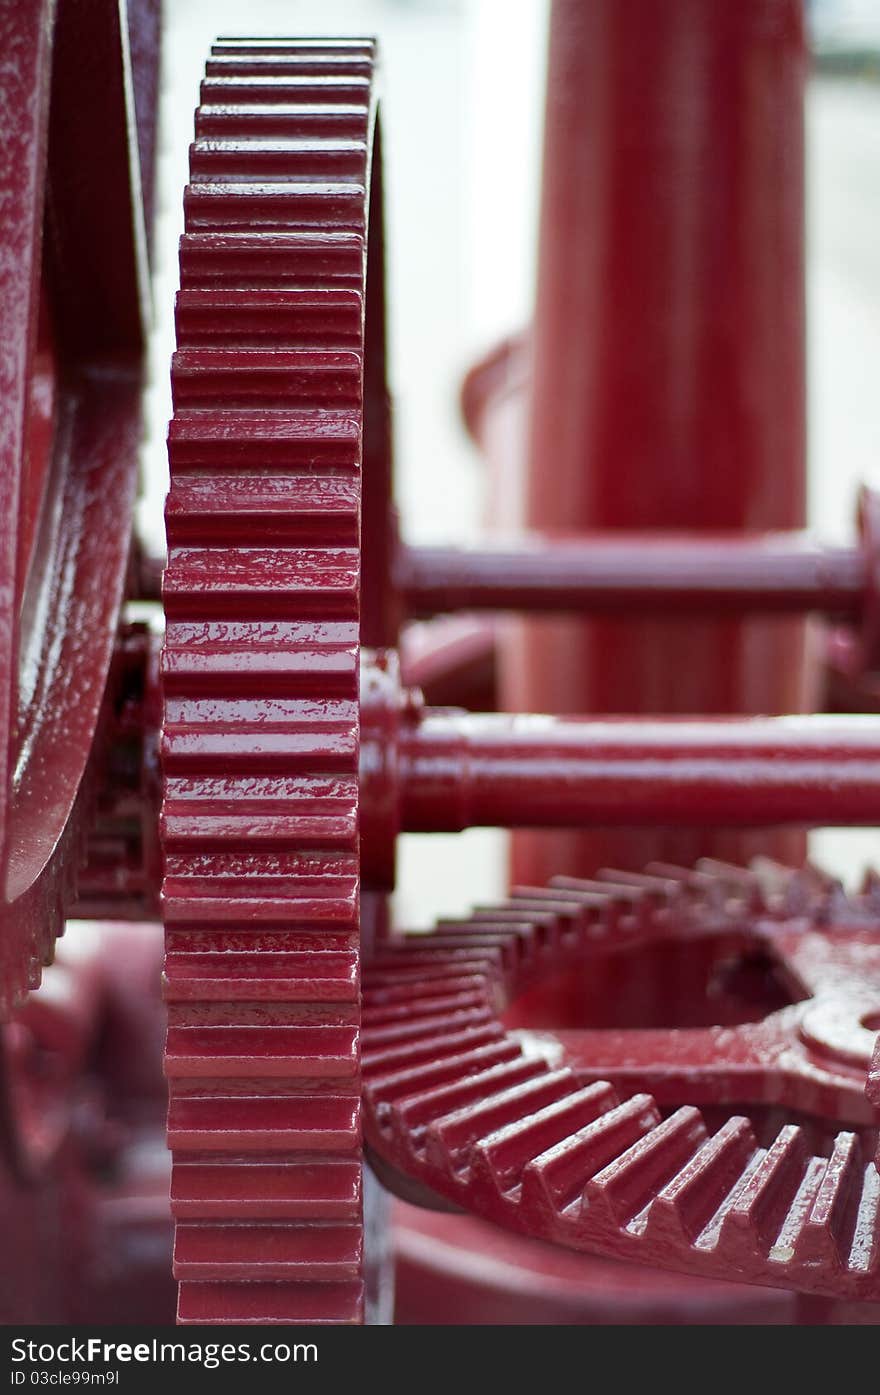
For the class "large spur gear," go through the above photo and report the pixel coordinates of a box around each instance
[161,36,379,1326]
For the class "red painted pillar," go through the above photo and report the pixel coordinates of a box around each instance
[505,0,810,883]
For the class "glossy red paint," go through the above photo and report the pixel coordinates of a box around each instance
[354,656,880,838]
[392,710,880,832]
[146,23,880,1323]
[362,863,880,1301]
[399,534,863,619]
[2,5,879,1332]
[160,36,375,1327]
[0,0,146,1011]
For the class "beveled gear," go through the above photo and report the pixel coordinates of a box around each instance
[362,860,880,1301]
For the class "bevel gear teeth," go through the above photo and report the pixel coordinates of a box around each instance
[161,37,378,1326]
[362,860,880,1301]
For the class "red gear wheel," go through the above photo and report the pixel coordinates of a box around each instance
[161,36,378,1326]
[362,861,880,1302]
[0,0,148,1013]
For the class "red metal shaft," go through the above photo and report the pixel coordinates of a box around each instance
[399,535,864,617]
[397,712,880,831]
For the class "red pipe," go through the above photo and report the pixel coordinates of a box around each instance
[501,0,808,878]
[397,712,880,832]
[399,535,863,617]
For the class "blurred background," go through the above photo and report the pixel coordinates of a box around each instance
[141,0,880,927]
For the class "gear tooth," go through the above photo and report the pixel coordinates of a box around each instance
[717,1124,808,1258]
[584,1106,706,1233]
[595,867,682,910]
[362,968,487,1011]
[769,1156,834,1269]
[161,696,359,777]
[164,949,358,1003]
[362,988,489,1028]
[177,1279,364,1325]
[382,1056,546,1151]
[510,887,584,943]
[200,74,373,105]
[174,287,363,350]
[644,861,726,914]
[822,882,853,923]
[868,1034,880,1110]
[360,1007,495,1053]
[162,772,358,852]
[189,136,368,182]
[467,907,551,961]
[163,545,359,619]
[363,1039,522,1107]
[183,180,367,234]
[696,857,749,879]
[164,1024,359,1080]
[171,348,362,410]
[548,875,653,944]
[361,1023,503,1079]
[471,1081,620,1196]
[761,858,840,917]
[210,39,373,55]
[861,867,880,906]
[749,855,793,890]
[695,858,765,913]
[193,101,370,142]
[429,927,523,976]
[171,1158,362,1222]
[168,406,362,470]
[845,1163,880,1275]
[369,944,506,981]
[422,1070,575,1175]
[178,231,365,289]
[644,861,692,882]
[162,849,359,929]
[162,621,359,699]
[521,1092,654,1219]
[166,1094,360,1154]
[173,1220,363,1282]
[644,1116,757,1247]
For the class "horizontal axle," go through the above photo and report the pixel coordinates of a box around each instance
[399,532,868,618]
[79,647,880,907]
[392,711,880,831]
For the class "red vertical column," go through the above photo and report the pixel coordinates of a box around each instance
[506,0,810,882]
